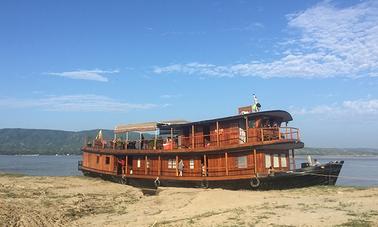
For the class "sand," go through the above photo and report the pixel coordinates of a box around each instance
[1,173,377,227]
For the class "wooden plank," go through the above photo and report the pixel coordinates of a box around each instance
[291,149,295,170]
[176,155,179,176]
[154,130,157,149]
[171,128,174,150]
[204,154,207,176]
[145,155,148,175]
[158,155,161,176]
[125,132,128,151]
[125,155,128,176]
[192,125,195,149]
[253,149,257,174]
[245,117,249,143]
[216,121,220,147]
[297,129,300,141]
[225,152,229,176]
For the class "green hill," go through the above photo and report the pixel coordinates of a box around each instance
[0,128,377,155]
[0,128,115,155]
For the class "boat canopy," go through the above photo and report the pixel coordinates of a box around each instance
[159,110,293,130]
[115,110,292,132]
[114,120,190,133]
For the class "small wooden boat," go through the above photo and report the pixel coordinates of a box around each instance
[79,107,343,190]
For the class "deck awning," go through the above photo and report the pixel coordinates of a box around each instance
[159,110,293,130]
[114,120,190,133]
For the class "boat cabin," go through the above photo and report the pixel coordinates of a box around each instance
[80,110,303,188]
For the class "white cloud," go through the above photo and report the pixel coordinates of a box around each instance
[47,69,119,82]
[0,95,157,112]
[154,1,378,79]
[160,94,182,99]
[292,99,378,116]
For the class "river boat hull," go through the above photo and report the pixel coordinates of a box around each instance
[79,160,344,190]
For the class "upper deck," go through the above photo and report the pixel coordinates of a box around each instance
[83,110,303,154]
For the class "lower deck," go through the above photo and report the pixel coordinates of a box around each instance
[80,160,344,190]
[81,147,295,180]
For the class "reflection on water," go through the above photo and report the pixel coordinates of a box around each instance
[0,155,377,187]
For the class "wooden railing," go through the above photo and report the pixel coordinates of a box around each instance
[86,127,300,151]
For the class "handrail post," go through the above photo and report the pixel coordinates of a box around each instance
[253,149,257,174]
[113,133,116,149]
[260,128,264,142]
[175,155,179,176]
[285,127,288,139]
[170,128,174,150]
[204,154,207,176]
[192,125,195,149]
[125,132,128,150]
[216,121,220,147]
[154,130,157,150]
[297,129,300,141]
[245,117,249,143]
[291,149,295,170]
[278,127,281,140]
[145,155,148,175]
[225,152,228,176]
[158,155,161,176]
[125,155,128,176]
[290,128,293,140]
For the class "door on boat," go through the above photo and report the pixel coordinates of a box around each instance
[201,156,208,176]
[238,120,246,144]
[116,156,125,175]
[127,156,133,174]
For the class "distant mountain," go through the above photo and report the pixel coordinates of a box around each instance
[0,128,113,155]
[0,128,377,155]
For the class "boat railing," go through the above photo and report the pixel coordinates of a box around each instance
[85,127,300,151]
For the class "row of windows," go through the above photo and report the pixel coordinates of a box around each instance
[265,154,287,168]
[95,154,286,169]
[167,159,195,169]
[95,156,110,165]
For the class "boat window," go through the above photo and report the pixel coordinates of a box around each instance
[281,154,287,168]
[248,119,255,128]
[105,156,110,165]
[189,159,194,169]
[137,158,141,168]
[168,159,176,169]
[237,156,247,168]
[273,154,279,168]
[265,154,271,168]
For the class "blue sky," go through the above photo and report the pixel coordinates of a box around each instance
[1,0,378,148]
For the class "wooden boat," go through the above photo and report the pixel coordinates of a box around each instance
[79,107,344,190]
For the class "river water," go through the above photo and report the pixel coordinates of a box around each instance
[0,155,377,187]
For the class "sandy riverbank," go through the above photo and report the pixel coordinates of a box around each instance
[0,173,377,227]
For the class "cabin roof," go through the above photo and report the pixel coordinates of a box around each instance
[159,110,293,129]
[115,110,292,133]
[114,120,190,133]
